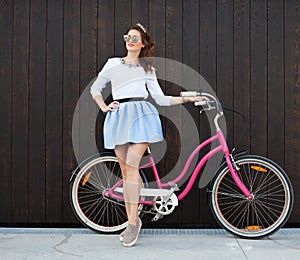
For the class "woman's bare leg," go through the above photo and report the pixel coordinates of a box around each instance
[115,142,148,246]
[115,142,148,225]
[114,144,131,219]
[124,143,148,225]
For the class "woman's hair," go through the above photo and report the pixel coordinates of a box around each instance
[125,24,155,73]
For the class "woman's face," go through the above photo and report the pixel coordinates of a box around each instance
[124,29,144,53]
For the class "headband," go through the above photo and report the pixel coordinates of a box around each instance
[136,23,147,33]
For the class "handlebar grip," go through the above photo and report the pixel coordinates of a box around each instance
[194,100,208,106]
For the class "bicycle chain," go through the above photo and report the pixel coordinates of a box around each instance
[103,196,157,215]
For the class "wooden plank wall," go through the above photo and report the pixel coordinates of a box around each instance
[0,0,299,227]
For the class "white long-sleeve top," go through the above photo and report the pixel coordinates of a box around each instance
[90,58,172,106]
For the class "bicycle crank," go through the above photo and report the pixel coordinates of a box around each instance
[153,193,178,216]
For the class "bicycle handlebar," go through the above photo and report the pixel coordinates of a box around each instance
[180,91,223,114]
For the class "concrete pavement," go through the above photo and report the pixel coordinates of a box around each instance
[0,228,300,259]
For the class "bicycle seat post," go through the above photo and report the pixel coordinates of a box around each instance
[147,146,152,155]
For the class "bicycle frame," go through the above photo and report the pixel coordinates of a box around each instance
[105,93,252,205]
[105,128,252,205]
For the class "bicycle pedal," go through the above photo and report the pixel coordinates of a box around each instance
[168,182,180,191]
[151,214,163,222]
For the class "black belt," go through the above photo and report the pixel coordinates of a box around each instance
[115,97,146,103]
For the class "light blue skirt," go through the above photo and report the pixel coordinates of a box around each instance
[103,101,163,149]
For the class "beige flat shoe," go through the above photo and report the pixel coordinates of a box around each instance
[122,218,142,247]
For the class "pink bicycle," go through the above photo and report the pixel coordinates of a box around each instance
[70,92,294,239]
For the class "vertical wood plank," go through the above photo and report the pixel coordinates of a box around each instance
[199,0,217,227]
[79,0,98,160]
[62,0,81,223]
[96,0,115,152]
[12,0,30,223]
[98,0,115,67]
[132,0,149,26]
[149,0,166,138]
[267,0,284,167]
[115,0,131,57]
[233,0,250,152]
[149,0,166,58]
[165,0,183,225]
[46,0,64,223]
[217,0,234,149]
[181,0,201,226]
[213,0,234,228]
[0,0,13,222]
[285,0,300,222]
[80,0,98,89]
[215,2,234,216]
[28,0,46,223]
[250,0,268,155]
[200,0,217,91]
[147,0,167,227]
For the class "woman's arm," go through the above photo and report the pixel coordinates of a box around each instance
[146,71,208,106]
[170,96,208,105]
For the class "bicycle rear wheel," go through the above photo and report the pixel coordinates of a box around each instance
[209,155,294,239]
[70,155,147,233]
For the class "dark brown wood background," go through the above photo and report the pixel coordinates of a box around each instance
[0,0,299,228]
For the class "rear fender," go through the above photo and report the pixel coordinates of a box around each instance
[69,151,115,183]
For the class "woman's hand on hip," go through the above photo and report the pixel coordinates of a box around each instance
[101,101,119,113]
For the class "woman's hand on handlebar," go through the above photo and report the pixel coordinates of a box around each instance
[183,96,209,103]
[170,95,209,106]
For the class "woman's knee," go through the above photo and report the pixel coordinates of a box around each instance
[118,161,127,179]
[124,163,137,175]
[125,143,148,168]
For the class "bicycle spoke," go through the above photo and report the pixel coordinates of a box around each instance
[216,181,246,199]
[255,181,284,197]
[253,199,283,218]
[235,203,250,228]
[250,203,265,228]
[253,171,276,195]
[217,192,246,200]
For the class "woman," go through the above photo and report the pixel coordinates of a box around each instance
[90,23,206,247]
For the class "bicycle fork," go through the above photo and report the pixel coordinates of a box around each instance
[227,154,253,200]
[217,130,252,200]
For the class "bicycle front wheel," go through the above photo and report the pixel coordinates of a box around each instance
[209,155,294,239]
[70,155,147,233]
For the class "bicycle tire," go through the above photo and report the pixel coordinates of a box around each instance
[70,155,147,233]
[209,155,294,239]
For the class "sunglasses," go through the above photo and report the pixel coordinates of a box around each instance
[123,35,141,43]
